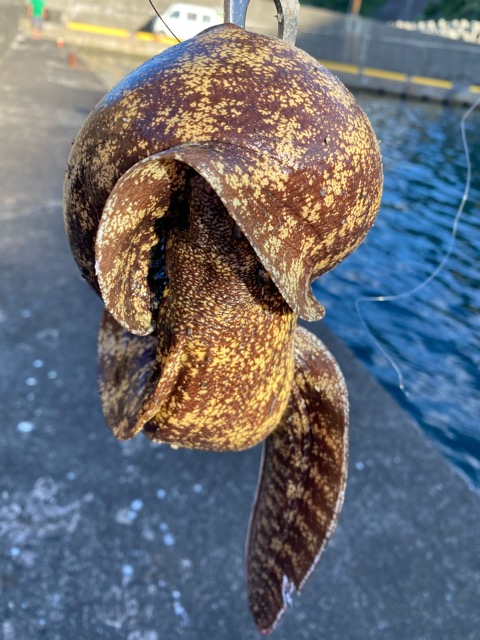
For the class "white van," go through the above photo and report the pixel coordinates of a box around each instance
[152,3,223,41]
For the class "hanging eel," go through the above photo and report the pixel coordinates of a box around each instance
[63,24,383,633]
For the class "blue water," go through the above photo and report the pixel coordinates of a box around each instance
[81,48,480,488]
[313,93,480,490]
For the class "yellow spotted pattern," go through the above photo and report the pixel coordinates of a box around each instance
[64,23,383,320]
[63,23,383,632]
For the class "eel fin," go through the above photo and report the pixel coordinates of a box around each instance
[246,325,349,634]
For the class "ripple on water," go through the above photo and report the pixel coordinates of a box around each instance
[314,93,480,489]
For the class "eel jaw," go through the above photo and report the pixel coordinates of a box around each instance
[246,326,349,634]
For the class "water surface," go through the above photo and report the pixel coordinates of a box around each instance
[313,93,480,489]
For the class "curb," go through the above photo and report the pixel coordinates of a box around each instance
[321,59,480,105]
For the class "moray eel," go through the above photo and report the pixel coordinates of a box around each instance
[64,24,383,633]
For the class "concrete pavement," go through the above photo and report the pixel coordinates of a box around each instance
[1,35,480,640]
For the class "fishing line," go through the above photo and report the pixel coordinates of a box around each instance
[355,94,480,394]
[148,0,181,43]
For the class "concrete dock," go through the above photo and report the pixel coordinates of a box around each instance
[1,35,480,640]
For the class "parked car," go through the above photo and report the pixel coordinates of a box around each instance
[144,3,223,41]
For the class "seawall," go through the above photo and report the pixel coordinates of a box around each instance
[16,0,480,104]
[296,9,480,104]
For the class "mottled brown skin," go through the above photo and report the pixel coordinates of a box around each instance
[64,24,383,322]
[64,23,383,635]
[98,173,296,450]
[247,327,348,634]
